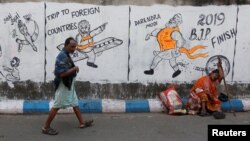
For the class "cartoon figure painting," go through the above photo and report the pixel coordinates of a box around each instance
[57,20,123,68]
[76,20,107,68]
[144,13,208,78]
[0,57,20,82]
[15,14,39,52]
[1,13,39,85]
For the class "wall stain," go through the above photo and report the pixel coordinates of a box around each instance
[1,81,250,100]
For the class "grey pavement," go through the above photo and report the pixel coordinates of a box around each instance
[0,112,250,141]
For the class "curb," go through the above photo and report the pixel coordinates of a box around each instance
[0,98,250,114]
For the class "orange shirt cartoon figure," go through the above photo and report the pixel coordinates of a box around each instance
[144,13,208,78]
[76,20,107,68]
[56,20,123,64]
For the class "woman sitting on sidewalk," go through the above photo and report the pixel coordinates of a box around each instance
[186,61,224,116]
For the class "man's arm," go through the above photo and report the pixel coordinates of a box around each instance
[60,66,79,78]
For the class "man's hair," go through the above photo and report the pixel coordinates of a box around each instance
[211,69,219,74]
[64,37,75,46]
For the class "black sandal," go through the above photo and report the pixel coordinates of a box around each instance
[79,119,94,128]
[42,127,58,135]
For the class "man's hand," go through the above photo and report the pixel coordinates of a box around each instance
[74,66,79,73]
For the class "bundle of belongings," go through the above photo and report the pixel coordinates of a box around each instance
[158,86,186,115]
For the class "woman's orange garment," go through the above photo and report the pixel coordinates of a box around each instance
[191,75,221,112]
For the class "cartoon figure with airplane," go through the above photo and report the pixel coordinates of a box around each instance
[57,20,123,68]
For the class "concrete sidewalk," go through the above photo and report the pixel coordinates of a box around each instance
[1,113,250,141]
[1,98,250,114]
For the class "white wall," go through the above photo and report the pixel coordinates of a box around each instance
[0,2,249,85]
[130,5,238,83]
[45,3,129,83]
[233,5,250,82]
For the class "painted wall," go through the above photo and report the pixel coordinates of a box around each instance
[1,2,250,99]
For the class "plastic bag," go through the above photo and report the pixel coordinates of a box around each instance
[158,87,186,115]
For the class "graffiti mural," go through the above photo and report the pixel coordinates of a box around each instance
[1,12,40,84]
[56,20,123,68]
[129,5,240,83]
[46,3,128,82]
[144,13,208,78]
[16,15,39,52]
[1,3,250,84]
[0,2,45,84]
[4,12,40,52]
[0,57,20,82]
